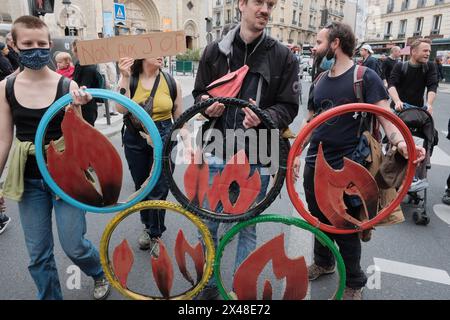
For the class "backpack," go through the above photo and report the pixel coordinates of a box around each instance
[401,61,429,76]
[129,70,177,104]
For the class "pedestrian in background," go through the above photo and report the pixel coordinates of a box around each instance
[382,46,401,87]
[5,33,20,71]
[0,42,14,81]
[360,44,384,80]
[435,56,444,82]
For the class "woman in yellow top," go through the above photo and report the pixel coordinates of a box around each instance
[117,57,183,258]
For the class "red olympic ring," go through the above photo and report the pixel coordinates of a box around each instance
[286,103,417,234]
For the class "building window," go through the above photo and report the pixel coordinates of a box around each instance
[417,0,426,8]
[398,19,407,38]
[401,0,410,10]
[384,21,392,38]
[431,15,442,34]
[292,10,297,24]
[226,9,231,24]
[414,17,424,36]
[387,0,394,13]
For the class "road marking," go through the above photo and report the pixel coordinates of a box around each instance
[430,146,450,167]
[373,257,450,286]
[286,179,313,299]
[433,204,450,225]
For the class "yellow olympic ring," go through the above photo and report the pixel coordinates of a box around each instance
[100,200,215,300]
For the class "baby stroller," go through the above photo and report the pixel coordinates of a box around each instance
[396,106,438,225]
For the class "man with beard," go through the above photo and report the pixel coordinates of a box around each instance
[303,22,425,300]
[193,0,299,300]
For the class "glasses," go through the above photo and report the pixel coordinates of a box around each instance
[252,0,277,11]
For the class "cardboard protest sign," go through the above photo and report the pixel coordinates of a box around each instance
[76,31,186,65]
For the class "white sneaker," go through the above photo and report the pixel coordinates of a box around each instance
[409,179,429,193]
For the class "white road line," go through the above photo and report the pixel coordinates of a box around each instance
[430,146,450,167]
[433,204,450,225]
[286,178,313,299]
[373,257,450,286]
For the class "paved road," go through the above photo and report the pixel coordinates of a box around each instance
[1,81,449,300]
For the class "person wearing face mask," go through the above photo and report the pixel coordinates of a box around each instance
[0,16,110,300]
[0,42,14,81]
[302,22,426,300]
[117,57,185,258]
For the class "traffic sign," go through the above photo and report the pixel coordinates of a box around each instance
[114,3,126,21]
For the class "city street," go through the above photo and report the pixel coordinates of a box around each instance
[0,79,449,300]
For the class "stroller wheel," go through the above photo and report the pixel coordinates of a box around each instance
[413,211,430,226]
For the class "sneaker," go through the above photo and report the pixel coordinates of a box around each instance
[308,263,336,281]
[0,216,11,235]
[194,286,221,300]
[443,189,450,205]
[93,277,111,300]
[359,228,373,242]
[409,179,429,193]
[342,287,363,300]
[149,237,160,258]
[138,230,151,250]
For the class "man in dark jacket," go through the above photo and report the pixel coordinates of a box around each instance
[192,0,299,300]
[71,40,102,126]
[360,44,383,80]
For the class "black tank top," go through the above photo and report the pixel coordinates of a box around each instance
[6,75,72,179]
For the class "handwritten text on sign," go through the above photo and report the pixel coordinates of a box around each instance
[77,31,186,65]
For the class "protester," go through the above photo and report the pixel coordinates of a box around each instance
[435,56,444,82]
[5,33,20,71]
[0,16,110,300]
[117,56,184,258]
[303,22,425,300]
[192,0,299,300]
[98,61,119,116]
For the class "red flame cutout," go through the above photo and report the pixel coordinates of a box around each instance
[209,150,261,214]
[314,143,379,228]
[184,150,261,215]
[113,239,134,289]
[151,240,174,299]
[175,230,205,286]
[47,108,123,206]
[184,150,210,206]
[233,234,308,300]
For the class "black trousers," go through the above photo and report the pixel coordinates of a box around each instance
[303,164,368,289]
[122,119,172,238]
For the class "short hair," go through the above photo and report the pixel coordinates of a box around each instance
[55,51,72,63]
[410,38,431,51]
[391,46,401,54]
[325,22,356,58]
[11,15,50,44]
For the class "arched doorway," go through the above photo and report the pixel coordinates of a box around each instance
[121,0,160,33]
[184,20,198,50]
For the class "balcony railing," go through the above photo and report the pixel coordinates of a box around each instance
[397,33,405,39]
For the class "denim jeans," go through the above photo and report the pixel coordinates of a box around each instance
[123,119,173,238]
[18,179,104,300]
[202,155,271,288]
[303,165,367,289]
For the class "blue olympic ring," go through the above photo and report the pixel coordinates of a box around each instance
[35,89,163,214]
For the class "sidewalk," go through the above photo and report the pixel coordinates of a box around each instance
[438,81,450,94]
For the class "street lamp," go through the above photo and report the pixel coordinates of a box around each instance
[62,0,74,36]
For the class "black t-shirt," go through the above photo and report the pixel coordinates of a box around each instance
[388,61,438,108]
[383,57,399,82]
[306,65,389,169]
